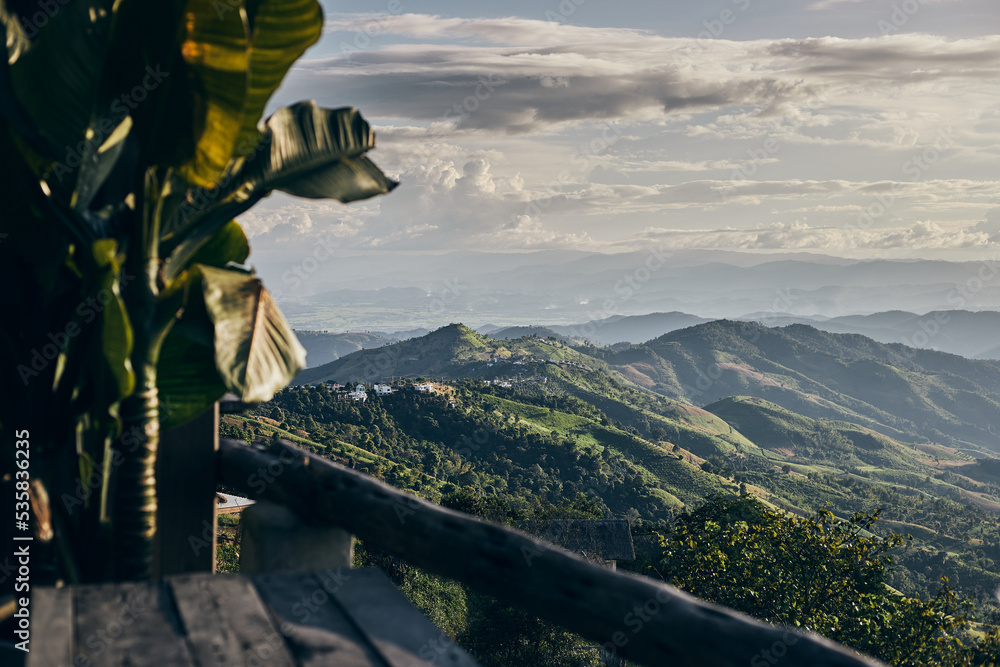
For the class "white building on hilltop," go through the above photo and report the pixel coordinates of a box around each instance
[373,383,394,396]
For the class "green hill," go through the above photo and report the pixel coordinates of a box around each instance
[705,396,925,472]
[295,323,601,384]
[295,323,492,383]
[602,320,1000,454]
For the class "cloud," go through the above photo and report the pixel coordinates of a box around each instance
[255,14,999,263]
[324,13,653,47]
[808,0,960,9]
[971,208,1000,241]
[807,0,866,9]
[288,17,1000,139]
[638,219,994,252]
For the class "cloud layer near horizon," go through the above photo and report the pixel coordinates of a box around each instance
[250,13,1000,259]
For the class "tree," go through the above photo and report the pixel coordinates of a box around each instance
[0,0,394,582]
[652,495,1000,666]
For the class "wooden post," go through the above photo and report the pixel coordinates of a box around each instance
[155,403,219,576]
[239,500,354,574]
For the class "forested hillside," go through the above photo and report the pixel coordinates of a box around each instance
[220,323,1000,664]
[246,348,1000,606]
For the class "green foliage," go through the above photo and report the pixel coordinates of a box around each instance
[653,496,1000,666]
[245,327,1000,664]
[460,594,601,667]
[214,514,242,574]
[0,0,395,581]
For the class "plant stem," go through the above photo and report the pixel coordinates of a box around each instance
[114,367,159,579]
[113,252,161,580]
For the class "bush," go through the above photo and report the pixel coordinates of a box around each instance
[652,495,1000,666]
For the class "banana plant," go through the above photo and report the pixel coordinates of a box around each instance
[0,0,395,581]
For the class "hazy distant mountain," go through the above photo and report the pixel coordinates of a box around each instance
[270,249,1000,332]
[294,331,399,368]
[547,312,711,345]
[386,328,430,341]
[305,287,430,308]
[487,308,1000,354]
[742,310,1000,360]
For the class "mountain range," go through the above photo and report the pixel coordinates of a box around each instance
[295,307,1000,368]
[276,320,1000,607]
[294,321,1000,455]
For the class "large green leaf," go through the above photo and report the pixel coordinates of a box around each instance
[94,0,192,176]
[0,2,28,63]
[4,0,114,158]
[235,0,323,155]
[90,239,134,399]
[176,0,250,187]
[186,219,250,269]
[161,104,396,283]
[175,0,322,188]
[157,317,228,430]
[0,4,33,140]
[193,264,305,402]
[70,116,133,213]
[154,233,253,429]
[1,0,137,225]
[235,103,398,203]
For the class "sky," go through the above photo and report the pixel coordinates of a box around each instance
[243,0,1000,265]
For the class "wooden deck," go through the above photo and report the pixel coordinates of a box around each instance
[28,568,478,667]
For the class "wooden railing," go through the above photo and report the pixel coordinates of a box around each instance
[217,438,886,667]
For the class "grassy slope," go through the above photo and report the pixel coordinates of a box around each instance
[478,393,726,505]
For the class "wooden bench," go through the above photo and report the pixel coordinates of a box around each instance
[28,569,477,667]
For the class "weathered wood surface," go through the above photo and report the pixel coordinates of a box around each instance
[72,580,195,665]
[169,574,296,667]
[254,571,387,667]
[218,438,888,667]
[26,568,477,667]
[333,569,479,667]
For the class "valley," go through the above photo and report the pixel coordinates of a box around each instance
[228,322,1000,617]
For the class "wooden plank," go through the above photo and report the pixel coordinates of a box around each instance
[156,403,219,576]
[253,571,387,667]
[219,439,886,667]
[169,573,296,667]
[334,569,478,667]
[71,580,195,665]
[26,586,72,667]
